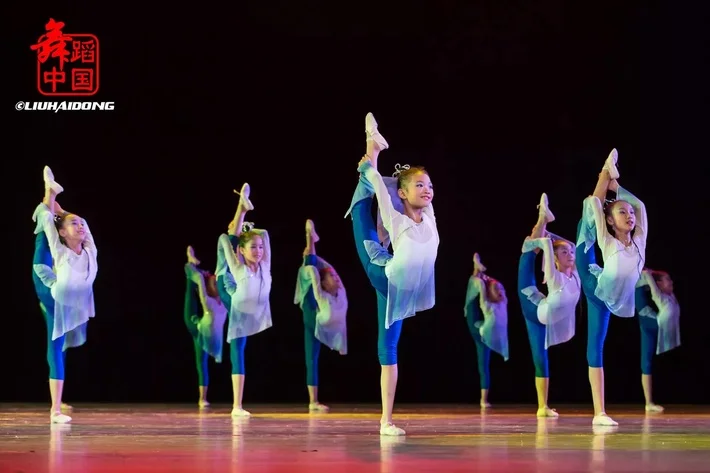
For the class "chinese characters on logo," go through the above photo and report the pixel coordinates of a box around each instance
[31,18,99,96]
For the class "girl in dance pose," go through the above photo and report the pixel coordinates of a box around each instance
[31,166,98,424]
[344,113,439,436]
[184,245,227,408]
[575,149,648,426]
[518,193,580,417]
[293,219,348,412]
[217,184,272,417]
[634,268,680,413]
[464,253,509,409]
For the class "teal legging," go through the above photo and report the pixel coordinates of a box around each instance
[184,269,209,387]
[217,234,247,375]
[517,252,550,378]
[32,232,65,380]
[464,294,491,389]
[635,286,658,375]
[575,219,611,368]
[301,254,322,386]
[350,176,402,365]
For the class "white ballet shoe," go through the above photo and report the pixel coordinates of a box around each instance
[603,148,620,180]
[306,219,320,243]
[592,413,618,426]
[537,193,555,223]
[536,407,559,418]
[480,401,491,409]
[43,166,64,194]
[198,400,210,409]
[233,183,254,211]
[380,422,405,436]
[231,407,251,418]
[308,402,329,412]
[51,412,72,424]
[365,112,389,150]
[645,403,664,413]
[473,253,487,273]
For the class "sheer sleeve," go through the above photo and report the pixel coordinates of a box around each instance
[218,233,242,275]
[616,186,648,248]
[81,217,97,254]
[34,203,65,262]
[363,164,400,236]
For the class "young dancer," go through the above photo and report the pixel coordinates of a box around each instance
[32,166,98,424]
[575,149,648,426]
[344,112,439,436]
[217,184,272,417]
[518,193,581,417]
[293,219,348,412]
[634,268,681,413]
[184,245,227,408]
[464,253,509,409]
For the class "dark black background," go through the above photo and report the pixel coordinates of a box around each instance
[6,2,708,406]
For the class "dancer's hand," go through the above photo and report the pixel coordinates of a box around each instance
[358,155,372,169]
[608,179,619,193]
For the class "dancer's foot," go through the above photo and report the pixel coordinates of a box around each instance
[198,400,210,409]
[60,403,73,412]
[473,253,487,273]
[645,403,664,413]
[43,166,64,194]
[308,402,329,413]
[537,193,555,223]
[537,406,559,418]
[592,413,618,426]
[603,149,620,180]
[306,219,319,243]
[50,412,72,424]
[231,407,251,418]
[380,422,405,436]
[233,183,254,211]
[480,401,491,409]
[366,112,389,151]
[187,246,201,265]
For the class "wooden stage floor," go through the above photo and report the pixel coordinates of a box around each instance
[1,404,709,472]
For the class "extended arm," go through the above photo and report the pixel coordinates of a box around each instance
[642,271,664,307]
[362,162,400,235]
[616,185,648,247]
[34,203,64,262]
[219,233,242,275]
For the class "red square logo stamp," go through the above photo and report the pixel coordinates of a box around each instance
[30,19,99,96]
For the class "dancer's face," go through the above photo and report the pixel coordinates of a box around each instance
[397,172,434,209]
[321,268,342,295]
[554,241,575,271]
[58,214,87,244]
[239,235,264,265]
[606,200,636,234]
[655,273,674,295]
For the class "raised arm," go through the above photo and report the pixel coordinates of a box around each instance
[585,196,613,245]
[218,233,242,275]
[80,216,97,253]
[252,229,271,270]
[642,271,665,307]
[616,185,648,247]
[33,203,65,262]
[361,161,400,235]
